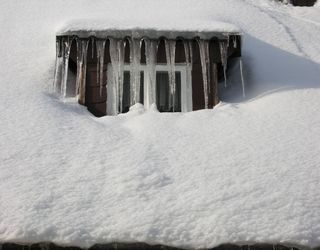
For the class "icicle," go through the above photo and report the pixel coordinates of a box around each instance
[129,38,142,105]
[183,40,193,112]
[206,42,211,95]
[75,38,81,95]
[109,38,118,114]
[197,38,210,109]
[184,40,191,69]
[165,39,176,111]
[118,39,125,113]
[188,40,193,109]
[233,36,237,48]
[145,38,158,106]
[219,40,228,88]
[239,58,245,98]
[91,37,95,58]
[188,40,193,66]
[61,37,72,97]
[109,38,125,114]
[53,36,63,93]
[76,39,89,104]
[96,40,106,96]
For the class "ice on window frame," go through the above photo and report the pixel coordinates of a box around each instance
[219,38,229,88]
[129,38,142,106]
[197,38,210,109]
[109,38,125,114]
[183,39,193,112]
[75,39,89,103]
[145,38,158,107]
[96,40,106,97]
[53,36,63,93]
[60,37,72,98]
[164,39,176,111]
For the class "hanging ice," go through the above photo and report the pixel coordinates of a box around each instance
[183,40,193,112]
[118,40,125,113]
[129,38,142,105]
[61,37,72,97]
[219,39,229,88]
[165,39,176,111]
[96,40,106,96]
[109,39,118,114]
[91,37,95,59]
[197,38,210,109]
[75,39,89,104]
[145,38,158,106]
[53,37,63,93]
[75,38,81,94]
[239,58,245,98]
[233,36,238,48]
[109,38,125,114]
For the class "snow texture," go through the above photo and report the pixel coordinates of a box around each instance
[1,0,320,249]
[57,19,240,36]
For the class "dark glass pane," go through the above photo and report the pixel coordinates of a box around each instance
[139,71,144,104]
[156,72,170,112]
[174,72,181,112]
[122,71,130,113]
[122,71,144,113]
[156,71,181,112]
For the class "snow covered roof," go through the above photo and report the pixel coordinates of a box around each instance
[57,19,241,39]
[2,0,320,249]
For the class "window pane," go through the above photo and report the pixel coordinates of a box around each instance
[156,71,181,112]
[139,71,144,104]
[156,72,169,112]
[121,71,144,113]
[122,71,130,113]
[174,72,181,112]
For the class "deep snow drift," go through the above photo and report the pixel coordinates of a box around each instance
[0,0,320,249]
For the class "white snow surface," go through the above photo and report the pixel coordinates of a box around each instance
[58,18,240,35]
[1,0,320,249]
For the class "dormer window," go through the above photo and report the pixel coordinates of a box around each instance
[53,25,242,117]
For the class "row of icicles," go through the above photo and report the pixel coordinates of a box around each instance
[53,36,244,114]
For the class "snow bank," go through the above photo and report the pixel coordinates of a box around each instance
[0,0,320,249]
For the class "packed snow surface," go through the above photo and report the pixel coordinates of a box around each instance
[1,0,320,249]
[58,18,241,33]
[57,19,240,40]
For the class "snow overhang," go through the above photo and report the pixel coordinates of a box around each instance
[56,19,242,40]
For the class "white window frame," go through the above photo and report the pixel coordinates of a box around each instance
[106,63,192,114]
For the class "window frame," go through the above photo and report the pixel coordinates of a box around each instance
[106,63,192,114]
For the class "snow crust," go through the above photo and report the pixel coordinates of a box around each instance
[57,19,241,39]
[1,0,320,249]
